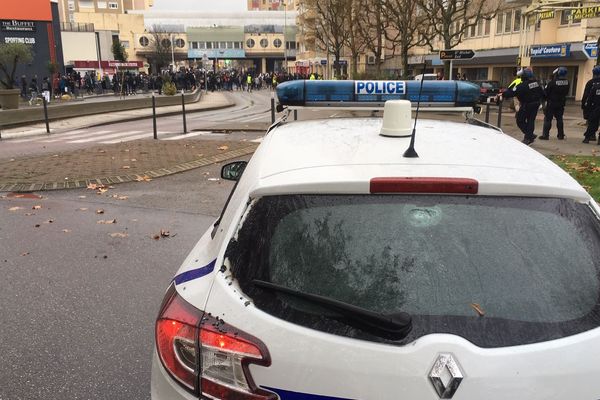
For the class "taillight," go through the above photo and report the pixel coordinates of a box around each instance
[370,177,478,194]
[155,284,276,399]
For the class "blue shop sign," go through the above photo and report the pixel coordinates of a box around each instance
[530,44,570,58]
[188,49,246,59]
[583,41,598,59]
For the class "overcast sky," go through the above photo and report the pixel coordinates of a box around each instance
[152,0,246,12]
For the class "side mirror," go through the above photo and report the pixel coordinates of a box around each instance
[221,161,247,181]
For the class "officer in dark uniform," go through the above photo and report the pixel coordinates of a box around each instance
[540,67,569,140]
[582,66,600,144]
[501,68,545,145]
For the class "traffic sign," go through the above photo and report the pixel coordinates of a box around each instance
[583,41,598,60]
[439,49,475,60]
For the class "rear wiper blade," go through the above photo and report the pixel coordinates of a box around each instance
[252,279,412,340]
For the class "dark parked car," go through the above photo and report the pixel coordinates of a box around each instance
[473,80,502,104]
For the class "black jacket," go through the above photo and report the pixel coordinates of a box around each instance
[544,77,569,106]
[582,77,600,110]
[503,78,544,104]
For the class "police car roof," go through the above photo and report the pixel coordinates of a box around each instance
[248,117,589,201]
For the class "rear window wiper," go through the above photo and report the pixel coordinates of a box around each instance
[252,279,412,340]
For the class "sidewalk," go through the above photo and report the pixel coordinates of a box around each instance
[0,92,234,140]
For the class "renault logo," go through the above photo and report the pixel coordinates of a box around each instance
[428,353,464,399]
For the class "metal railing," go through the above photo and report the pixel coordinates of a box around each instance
[60,22,95,32]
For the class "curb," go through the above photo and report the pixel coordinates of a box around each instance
[0,145,258,193]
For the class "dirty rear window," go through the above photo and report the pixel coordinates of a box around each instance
[227,195,600,348]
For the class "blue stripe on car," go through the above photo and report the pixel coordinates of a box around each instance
[262,386,356,400]
[173,259,216,285]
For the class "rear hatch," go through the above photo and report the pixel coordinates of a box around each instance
[207,194,600,399]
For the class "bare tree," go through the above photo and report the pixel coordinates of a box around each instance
[415,0,501,77]
[355,0,395,77]
[383,0,426,78]
[305,0,350,78]
[346,0,368,78]
[148,25,175,73]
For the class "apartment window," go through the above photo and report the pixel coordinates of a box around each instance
[213,41,219,49]
[260,38,268,48]
[513,10,522,31]
[108,2,118,9]
[206,41,213,49]
[79,0,94,8]
[273,38,282,48]
[560,8,582,25]
[234,41,241,49]
[470,23,476,38]
[67,1,75,11]
[246,38,255,48]
[477,19,483,36]
[504,10,512,33]
[175,38,185,48]
[121,40,129,48]
[97,1,107,8]
[198,42,206,49]
[191,41,198,49]
[139,36,149,47]
[484,19,490,35]
[496,12,504,34]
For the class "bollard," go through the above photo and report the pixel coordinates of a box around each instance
[294,109,298,121]
[181,91,187,134]
[484,102,491,124]
[152,93,158,140]
[497,98,503,129]
[43,97,50,134]
[270,91,275,124]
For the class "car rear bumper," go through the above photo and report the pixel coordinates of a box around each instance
[151,350,197,400]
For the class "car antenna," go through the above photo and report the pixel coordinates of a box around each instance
[403,61,427,158]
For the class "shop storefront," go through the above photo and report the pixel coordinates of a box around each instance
[0,0,64,86]
[71,60,144,77]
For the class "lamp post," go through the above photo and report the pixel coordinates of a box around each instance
[171,33,175,71]
[283,2,287,73]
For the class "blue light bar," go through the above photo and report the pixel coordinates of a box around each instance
[276,80,480,108]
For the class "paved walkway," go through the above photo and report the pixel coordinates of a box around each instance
[0,92,234,140]
[0,139,258,192]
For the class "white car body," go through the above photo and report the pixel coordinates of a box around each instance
[152,115,600,400]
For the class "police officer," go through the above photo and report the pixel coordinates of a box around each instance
[540,67,569,140]
[582,66,600,144]
[501,68,545,145]
[507,68,523,111]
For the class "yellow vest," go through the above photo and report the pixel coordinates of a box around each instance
[309,74,316,80]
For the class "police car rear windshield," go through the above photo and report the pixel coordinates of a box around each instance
[227,195,600,348]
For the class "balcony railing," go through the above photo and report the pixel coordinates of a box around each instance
[60,22,95,32]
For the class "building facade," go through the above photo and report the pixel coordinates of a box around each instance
[0,0,64,87]
[248,0,296,11]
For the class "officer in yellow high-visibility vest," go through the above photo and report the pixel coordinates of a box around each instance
[246,74,252,92]
[506,68,523,111]
[309,73,316,80]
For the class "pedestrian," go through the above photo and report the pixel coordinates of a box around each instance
[581,66,600,144]
[41,77,51,103]
[246,74,252,92]
[501,68,544,145]
[540,67,569,140]
[20,75,27,98]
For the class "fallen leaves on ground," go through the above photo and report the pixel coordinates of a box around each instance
[20,252,29,257]
[96,209,105,214]
[109,232,128,238]
[152,229,172,240]
[217,145,229,151]
[44,219,54,224]
[62,229,71,233]
[97,188,108,195]
[113,195,128,200]
[32,205,42,210]
[97,219,117,224]
[78,195,87,199]
[134,175,152,182]
[77,208,88,211]
[24,213,35,216]
[207,178,220,182]
[470,303,485,317]
[122,166,131,169]
[8,207,24,211]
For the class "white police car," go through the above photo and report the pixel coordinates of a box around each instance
[151,80,600,400]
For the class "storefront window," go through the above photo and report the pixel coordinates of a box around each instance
[234,42,241,49]
[206,42,213,49]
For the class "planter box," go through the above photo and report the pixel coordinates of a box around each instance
[0,89,21,110]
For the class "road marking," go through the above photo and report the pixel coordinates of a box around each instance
[161,131,211,140]
[100,132,153,143]
[239,114,268,122]
[69,130,142,143]
[9,129,101,143]
[41,130,114,142]
[250,138,263,143]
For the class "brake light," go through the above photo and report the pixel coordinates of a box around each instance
[370,177,478,194]
[155,284,276,399]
